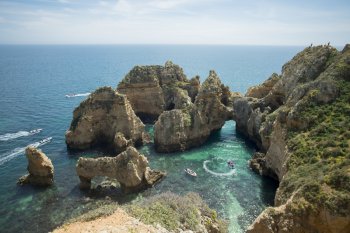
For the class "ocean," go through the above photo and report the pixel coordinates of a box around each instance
[0,45,302,233]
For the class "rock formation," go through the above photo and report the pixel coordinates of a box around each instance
[234,45,350,232]
[117,61,200,122]
[76,146,165,192]
[65,87,146,153]
[18,147,54,186]
[154,70,233,152]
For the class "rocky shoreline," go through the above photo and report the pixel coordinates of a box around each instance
[237,45,350,233]
[54,45,350,232]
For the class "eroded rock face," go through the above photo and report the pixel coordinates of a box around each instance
[246,73,280,99]
[65,87,146,153]
[237,45,350,232]
[18,147,54,186]
[76,146,165,192]
[154,70,233,152]
[117,61,200,122]
[247,194,350,233]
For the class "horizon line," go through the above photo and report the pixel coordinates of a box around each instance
[0,43,345,47]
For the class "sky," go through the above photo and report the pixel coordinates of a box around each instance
[0,0,349,45]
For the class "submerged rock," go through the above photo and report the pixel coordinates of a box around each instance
[235,45,350,233]
[65,87,146,153]
[154,70,233,152]
[117,61,200,122]
[18,147,54,186]
[76,146,165,192]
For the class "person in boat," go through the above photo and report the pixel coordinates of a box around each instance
[227,160,234,168]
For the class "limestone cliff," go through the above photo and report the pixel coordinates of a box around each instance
[76,146,165,192]
[234,45,350,233]
[65,87,146,153]
[117,61,199,122]
[18,147,54,186]
[154,70,233,152]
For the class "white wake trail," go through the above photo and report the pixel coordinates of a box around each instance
[0,137,52,166]
[203,160,236,176]
[0,129,43,141]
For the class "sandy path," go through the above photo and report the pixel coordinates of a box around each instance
[53,208,169,233]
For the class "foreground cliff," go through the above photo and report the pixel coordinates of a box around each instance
[117,61,200,122]
[154,70,234,152]
[234,45,350,233]
[65,87,146,153]
[54,192,227,233]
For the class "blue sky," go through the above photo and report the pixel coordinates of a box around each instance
[0,0,349,45]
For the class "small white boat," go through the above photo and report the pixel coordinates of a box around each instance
[65,94,75,98]
[29,129,42,134]
[184,168,197,177]
[39,137,52,144]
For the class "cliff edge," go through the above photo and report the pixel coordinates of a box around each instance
[234,44,350,233]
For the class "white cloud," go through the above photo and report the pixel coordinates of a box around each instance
[0,0,349,45]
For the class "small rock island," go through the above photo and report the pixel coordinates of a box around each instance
[18,147,54,186]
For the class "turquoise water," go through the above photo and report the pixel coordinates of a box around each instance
[0,45,300,233]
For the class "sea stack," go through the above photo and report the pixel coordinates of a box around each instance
[18,147,54,186]
[154,70,234,152]
[65,87,146,153]
[76,146,165,192]
[117,61,200,122]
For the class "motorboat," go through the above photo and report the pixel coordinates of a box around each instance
[29,129,42,134]
[184,168,197,177]
[65,94,75,98]
[227,160,235,169]
[39,137,52,144]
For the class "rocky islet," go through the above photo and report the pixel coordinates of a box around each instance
[18,146,54,186]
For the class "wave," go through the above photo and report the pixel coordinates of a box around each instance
[65,93,90,98]
[203,160,236,176]
[0,137,52,166]
[0,129,43,141]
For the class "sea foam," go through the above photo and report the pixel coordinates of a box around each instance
[0,137,52,166]
[0,129,42,141]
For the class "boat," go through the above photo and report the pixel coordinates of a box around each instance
[227,160,235,169]
[39,137,52,144]
[184,168,197,177]
[29,129,42,134]
[65,94,75,98]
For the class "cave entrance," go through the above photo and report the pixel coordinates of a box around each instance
[166,102,175,111]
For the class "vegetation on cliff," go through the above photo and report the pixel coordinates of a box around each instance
[281,69,350,216]
[242,45,350,233]
[126,192,228,232]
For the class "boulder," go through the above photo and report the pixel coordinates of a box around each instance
[65,87,146,153]
[18,147,54,186]
[76,146,165,192]
[154,70,233,152]
[117,61,200,122]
